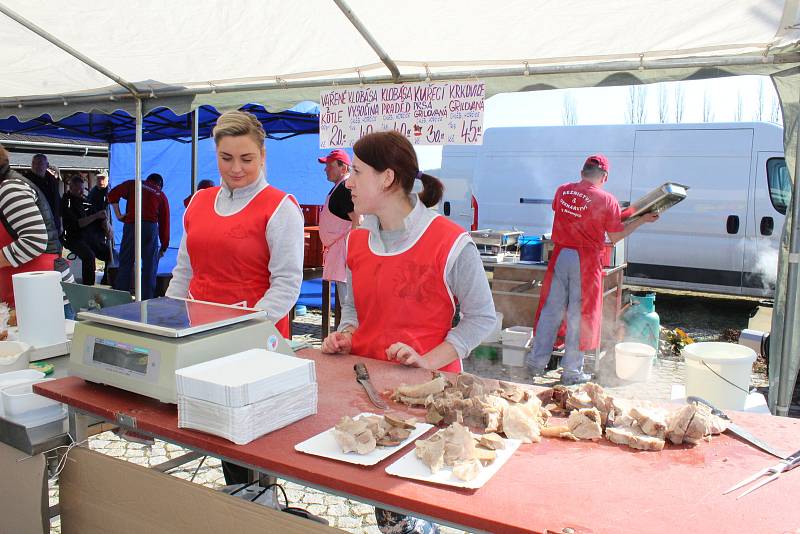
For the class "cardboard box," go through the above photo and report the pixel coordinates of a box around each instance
[0,440,48,534]
[59,447,340,533]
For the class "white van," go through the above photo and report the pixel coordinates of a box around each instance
[437,122,789,297]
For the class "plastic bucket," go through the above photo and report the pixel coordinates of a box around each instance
[501,326,532,366]
[615,342,655,382]
[682,342,756,411]
[519,236,543,262]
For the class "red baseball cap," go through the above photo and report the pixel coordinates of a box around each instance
[584,154,610,172]
[318,149,351,166]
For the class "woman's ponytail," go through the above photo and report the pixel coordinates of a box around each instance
[417,172,444,208]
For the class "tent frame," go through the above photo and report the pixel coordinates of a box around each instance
[3,1,800,415]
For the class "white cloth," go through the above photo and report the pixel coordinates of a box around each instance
[338,195,496,358]
[166,173,304,324]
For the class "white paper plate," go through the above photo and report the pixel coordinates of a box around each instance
[294,412,433,466]
[385,436,522,489]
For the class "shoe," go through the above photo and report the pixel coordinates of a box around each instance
[560,372,592,386]
[527,365,546,378]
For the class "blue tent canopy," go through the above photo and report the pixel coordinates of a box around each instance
[0,102,320,143]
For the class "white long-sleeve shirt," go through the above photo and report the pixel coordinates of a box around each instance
[338,195,496,359]
[166,174,303,323]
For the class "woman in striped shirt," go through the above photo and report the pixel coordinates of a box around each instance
[0,144,74,315]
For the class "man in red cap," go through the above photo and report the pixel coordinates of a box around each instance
[527,154,659,385]
[318,149,358,328]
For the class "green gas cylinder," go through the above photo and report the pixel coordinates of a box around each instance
[621,292,661,352]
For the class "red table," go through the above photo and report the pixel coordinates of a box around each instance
[36,350,800,533]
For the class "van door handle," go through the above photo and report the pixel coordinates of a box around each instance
[760,216,774,236]
[726,215,740,234]
[443,201,451,216]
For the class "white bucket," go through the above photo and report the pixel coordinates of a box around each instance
[482,312,504,343]
[615,342,656,382]
[0,341,31,374]
[501,326,532,366]
[682,342,756,411]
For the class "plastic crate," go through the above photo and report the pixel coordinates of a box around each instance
[304,226,323,268]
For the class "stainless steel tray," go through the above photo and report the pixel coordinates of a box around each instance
[469,229,523,247]
[624,182,688,223]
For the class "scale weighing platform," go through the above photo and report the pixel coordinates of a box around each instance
[69,297,294,403]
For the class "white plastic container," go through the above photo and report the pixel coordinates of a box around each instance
[0,369,45,416]
[682,342,757,411]
[0,378,66,427]
[482,312,504,343]
[501,326,533,366]
[0,341,31,374]
[615,342,656,382]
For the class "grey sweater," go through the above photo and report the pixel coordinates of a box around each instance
[339,195,496,359]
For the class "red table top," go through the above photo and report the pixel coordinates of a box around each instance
[36,350,800,534]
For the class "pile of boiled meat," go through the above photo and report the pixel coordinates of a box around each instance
[333,414,418,454]
[390,373,728,451]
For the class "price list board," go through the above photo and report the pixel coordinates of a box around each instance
[319,80,485,149]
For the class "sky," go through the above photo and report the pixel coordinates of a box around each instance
[415,75,782,171]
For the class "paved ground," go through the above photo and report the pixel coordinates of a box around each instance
[48,298,771,533]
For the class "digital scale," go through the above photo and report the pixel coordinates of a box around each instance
[68,297,294,403]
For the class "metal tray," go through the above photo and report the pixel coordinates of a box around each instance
[624,182,688,223]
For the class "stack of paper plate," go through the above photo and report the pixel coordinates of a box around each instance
[176,349,317,445]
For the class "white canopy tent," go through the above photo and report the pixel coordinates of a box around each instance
[2,0,800,415]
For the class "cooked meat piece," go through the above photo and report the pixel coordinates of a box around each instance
[540,425,571,438]
[606,425,665,451]
[443,422,476,465]
[384,414,416,429]
[502,403,541,443]
[478,432,506,450]
[415,432,445,473]
[334,416,369,435]
[472,446,497,466]
[426,405,445,425]
[497,381,526,403]
[353,430,377,454]
[396,375,447,399]
[396,394,430,407]
[452,458,482,481]
[666,405,695,445]
[566,389,593,411]
[567,408,603,440]
[629,407,668,439]
[580,382,622,426]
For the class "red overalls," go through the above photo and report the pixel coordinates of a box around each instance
[347,216,465,373]
[0,223,60,307]
[184,185,296,338]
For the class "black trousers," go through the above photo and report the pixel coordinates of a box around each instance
[64,234,110,285]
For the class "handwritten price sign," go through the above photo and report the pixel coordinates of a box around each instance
[319,81,485,148]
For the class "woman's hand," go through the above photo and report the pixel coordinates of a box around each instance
[386,342,427,368]
[321,331,353,354]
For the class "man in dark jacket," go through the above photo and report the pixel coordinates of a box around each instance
[61,176,110,285]
[23,154,62,235]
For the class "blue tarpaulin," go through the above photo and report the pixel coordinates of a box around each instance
[0,103,320,143]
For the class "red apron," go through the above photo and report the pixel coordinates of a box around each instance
[533,244,605,351]
[0,220,59,308]
[184,185,296,338]
[347,216,465,373]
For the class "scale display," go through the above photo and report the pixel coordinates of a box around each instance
[92,339,149,375]
[77,297,266,338]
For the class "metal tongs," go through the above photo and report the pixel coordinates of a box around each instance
[723,448,800,498]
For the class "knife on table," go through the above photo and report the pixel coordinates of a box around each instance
[687,396,788,459]
[354,363,388,410]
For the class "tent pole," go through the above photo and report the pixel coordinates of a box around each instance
[134,98,143,302]
[191,109,199,193]
[776,93,800,416]
[333,0,400,82]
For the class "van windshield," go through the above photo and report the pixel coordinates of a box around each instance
[767,157,791,215]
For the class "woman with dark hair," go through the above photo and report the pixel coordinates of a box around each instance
[321,131,495,532]
[0,144,74,313]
